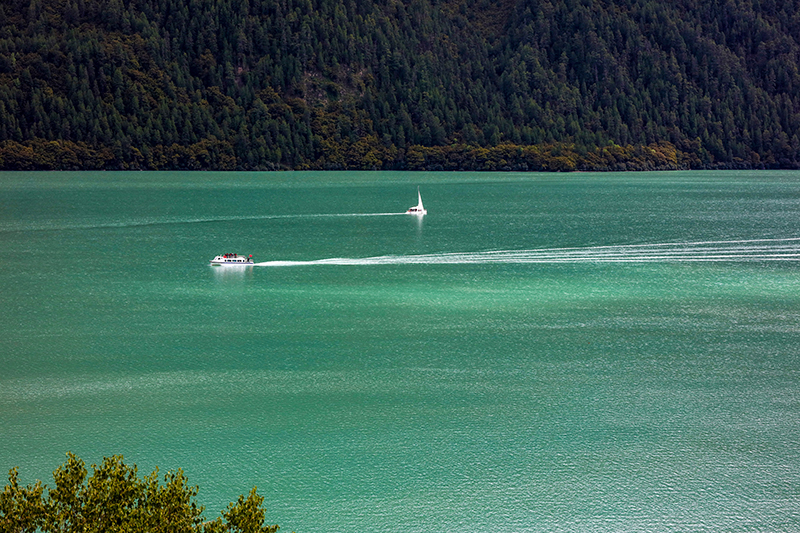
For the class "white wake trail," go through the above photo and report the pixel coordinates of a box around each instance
[1,212,408,234]
[255,238,800,266]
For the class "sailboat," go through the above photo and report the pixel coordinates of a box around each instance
[405,187,427,215]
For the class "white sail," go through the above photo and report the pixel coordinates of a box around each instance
[406,186,427,215]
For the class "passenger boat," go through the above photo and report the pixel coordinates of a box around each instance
[210,253,254,266]
[405,187,427,215]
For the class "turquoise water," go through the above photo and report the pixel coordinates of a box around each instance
[1,171,799,532]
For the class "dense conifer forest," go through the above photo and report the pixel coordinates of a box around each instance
[0,0,799,170]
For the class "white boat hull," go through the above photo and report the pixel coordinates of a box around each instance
[210,254,254,266]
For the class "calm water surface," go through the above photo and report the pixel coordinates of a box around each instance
[1,171,799,532]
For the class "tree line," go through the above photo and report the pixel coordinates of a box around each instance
[0,0,799,170]
[1,453,281,533]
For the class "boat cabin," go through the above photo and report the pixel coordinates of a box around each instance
[210,253,254,265]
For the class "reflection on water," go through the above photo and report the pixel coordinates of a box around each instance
[211,265,253,281]
[413,212,425,233]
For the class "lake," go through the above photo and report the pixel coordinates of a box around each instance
[1,170,799,532]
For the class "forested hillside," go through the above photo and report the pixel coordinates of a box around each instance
[1,0,799,170]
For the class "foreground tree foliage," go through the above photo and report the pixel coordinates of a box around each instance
[0,453,280,533]
[0,0,799,170]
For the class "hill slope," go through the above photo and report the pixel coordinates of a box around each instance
[1,0,799,170]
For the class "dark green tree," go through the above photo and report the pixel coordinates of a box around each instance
[0,454,281,533]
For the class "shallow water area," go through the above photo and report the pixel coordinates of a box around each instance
[1,170,799,532]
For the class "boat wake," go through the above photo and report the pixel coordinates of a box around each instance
[0,212,407,233]
[255,238,800,266]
